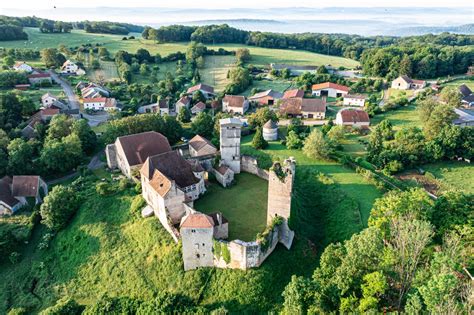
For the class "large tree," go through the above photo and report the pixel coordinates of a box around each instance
[303,128,334,159]
[40,185,80,231]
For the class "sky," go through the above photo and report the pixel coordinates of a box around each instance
[1,0,472,9]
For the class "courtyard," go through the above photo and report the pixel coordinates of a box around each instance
[194,173,268,242]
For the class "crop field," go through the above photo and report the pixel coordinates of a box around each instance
[194,173,268,241]
[1,28,359,69]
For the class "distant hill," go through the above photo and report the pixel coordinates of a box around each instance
[389,24,474,36]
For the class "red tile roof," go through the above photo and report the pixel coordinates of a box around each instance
[11,176,41,197]
[84,97,107,103]
[280,98,326,115]
[223,95,246,108]
[28,73,51,79]
[312,82,350,92]
[338,109,370,123]
[187,83,214,94]
[41,108,60,116]
[283,89,305,99]
[180,213,214,229]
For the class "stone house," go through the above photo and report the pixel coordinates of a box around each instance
[0,176,48,216]
[311,82,350,98]
[28,73,52,85]
[220,118,242,173]
[279,98,326,119]
[214,165,234,188]
[391,75,426,90]
[249,89,283,106]
[13,61,33,72]
[106,131,172,178]
[222,95,249,115]
[187,83,215,99]
[209,212,228,239]
[335,108,370,128]
[41,93,58,107]
[137,99,169,115]
[282,89,305,99]
[180,213,215,270]
[175,96,191,114]
[343,94,366,107]
[188,135,217,157]
[262,120,278,141]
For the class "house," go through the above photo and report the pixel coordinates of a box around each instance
[13,62,33,72]
[106,131,172,178]
[459,84,474,107]
[41,93,58,107]
[175,96,191,114]
[391,75,426,90]
[453,108,474,127]
[335,108,370,128]
[459,84,472,98]
[191,102,206,115]
[430,84,441,92]
[311,82,350,98]
[141,150,206,202]
[83,97,119,111]
[279,98,326,119]
[138,100,169,115]
[40,108,60,121]
[61,60,85,75]
[214,165,234,188]
[282,89,305,99]
[187,83,215,99]
[262,120,278,141]
[81,83,110,98]
[343,94,366,107]
[188,135,217,157]
[249,89,283,106]
[222,95,249,115]
[180,213,215,270]
[27,73,52,85]
[0,176,48,216]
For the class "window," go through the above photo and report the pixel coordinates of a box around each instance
[196,254,200,258]
[191,229,196,233]
[194,243,199,249]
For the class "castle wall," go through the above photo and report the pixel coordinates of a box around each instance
[105,143,118,169]
[240,155,269,180]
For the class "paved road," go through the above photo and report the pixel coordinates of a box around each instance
[48,70,80,109]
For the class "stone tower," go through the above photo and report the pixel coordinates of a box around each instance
[267,157,296,249]
[219,118,242,173]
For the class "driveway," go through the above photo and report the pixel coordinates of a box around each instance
[48,70,80,110]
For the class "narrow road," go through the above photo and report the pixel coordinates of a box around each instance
[47,70,80,110]
[46,151,105,185]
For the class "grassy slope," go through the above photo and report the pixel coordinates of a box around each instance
[372,104,421,130]
[194,173,268,242]
[1,28,359,69]
[0,179,318,313]
[423,161,474,194]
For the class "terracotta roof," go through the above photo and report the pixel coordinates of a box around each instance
[11,176,41,197]
[215,165,231,176]
[338,109,370,123]
[311,82,350,92]
[41,108,60,116]
[148,169,172,197]
[283,89,304,99]
[411,79,426,85]
[142,150,200,189]
[189,135,217,155]
[223,95,246,108]
[210,100,220,109]
[192,102,206,111]
[117,131,171,167]
[177,96,191,105]
[280,98,326,115]
[28,73,50,79]
[180,213,214,229]
[263,119,278,129]
[0,176,20,208]
[41,92,56,101]
[187,83,214,94]
[84,97,107,103]
[104,98,117,108]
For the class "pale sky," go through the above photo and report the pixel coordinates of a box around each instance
[1,0,472,9]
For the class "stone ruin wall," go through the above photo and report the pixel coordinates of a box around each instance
[240,155,269,180]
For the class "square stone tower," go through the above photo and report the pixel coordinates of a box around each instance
[267,157,296,249]
[219,118,242,173]
[180,213,215,271]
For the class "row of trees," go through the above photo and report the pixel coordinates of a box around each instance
[83,21,144,35]
[0,48,40,60]
[282,188,472,313]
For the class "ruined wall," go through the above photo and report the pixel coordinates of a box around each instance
[240,155,269,180]
[105,143,118,169]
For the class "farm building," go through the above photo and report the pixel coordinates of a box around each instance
[311,82,350,98]
[335,108,370,128]
[222,95,249,115]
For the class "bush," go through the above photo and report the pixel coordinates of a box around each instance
[95,182,114,196]
[39,297,84,315]
[118,178,131,190]
[40,185,81,231]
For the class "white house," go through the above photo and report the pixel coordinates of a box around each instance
[41,93,58,107]
[391,75,426,90]
[175,96,191,114]
[13,62,33,72]
[61,60,85,75]
[104,98,120,112]
[0,176,48,216]
[335,108,370,128]
[312,82,350,98]
[343,94,366,107]
[83,97,106,110]
[222,95,249,115]
[187,83,215,99]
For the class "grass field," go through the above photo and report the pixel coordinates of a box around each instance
[386,88,414,99]
[423,161,474,194]
[240,135,382,244]
[1,28,359,69]
[242,78,294,96]
[194,173,268,241]
[442,78,474,90]
[0,174,319,313]
[200,55,236,92]
[372,104,421,130]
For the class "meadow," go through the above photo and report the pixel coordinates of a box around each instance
[372,104,421,130]
[422,161,474,194]
[194,173,268,241]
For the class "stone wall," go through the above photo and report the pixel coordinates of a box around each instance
[105,143,118,169]
[240,155,269,180]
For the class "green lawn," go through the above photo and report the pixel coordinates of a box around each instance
[0,174,318,313]
[1,28,359,69]
[86,60,120,82]
[372,104,421,130]
[241,135,382,245]
[386,88,414,99]
[200,55,236,92]
[423,161,474,194]
[194,173,268,242]
[443,78,474,90]
[242,79,294,96]
[340,133,369,158]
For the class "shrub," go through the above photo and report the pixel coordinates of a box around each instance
[40,185,81,231]
[118,178,131,190]
[95,182,114,196]
[9,251,20,264]
[39,297,84,315]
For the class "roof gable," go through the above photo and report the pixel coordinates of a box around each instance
[180,213,214,229]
